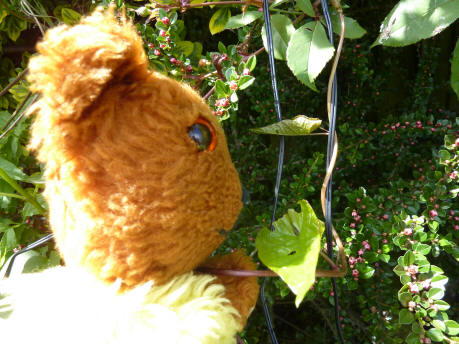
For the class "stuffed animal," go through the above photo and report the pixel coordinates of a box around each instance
[0,7,259,343]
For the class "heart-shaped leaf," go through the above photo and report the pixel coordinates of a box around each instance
[256,200,324,307]
[250,115,321,135]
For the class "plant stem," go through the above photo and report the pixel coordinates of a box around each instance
[0,167,46,215]
[0,68,28,98]
[0,192,25,200]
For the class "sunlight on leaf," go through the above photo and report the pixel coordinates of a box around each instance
[451,39,459,99]
[372,0,459,47]
[209,8,231,35]
[225,11,262,30]
[256,200,324,307]
[250,115,322,135]
[261,14,295,60]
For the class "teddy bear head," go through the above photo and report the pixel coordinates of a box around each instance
[27,8,242,288]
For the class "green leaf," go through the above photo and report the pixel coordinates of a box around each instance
[5,250,39,277]
[452,39,459,99]
[175,41,195,56]
[428,288,444,300]
[238,75,255,90]
[329,13,366,39]
[412,242,431,255]
[405,332,420,344]
[296,0,315,17]
[61,8,82,25]
[215,79,230,97]
[225,11,262,29]
[261,14,295,61]
[251,115,322,136]
[399,309,414,324]
[434,300,450,311]
[209,8,231,35]
[398,292,412,307]
[403,250,415,266]
[432,320,446,331]
[430,275,448,288]
[246,55,257,71]
[356,263,375,279]
[426,328,444,342]
[372,0,459,47]
[444,320,459,335]
[2,16,27,42]
[256,200,324,307]
[286,21,334,91]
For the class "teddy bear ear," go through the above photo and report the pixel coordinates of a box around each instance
[27,7,148,121]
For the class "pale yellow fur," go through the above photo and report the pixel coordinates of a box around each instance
[0,268,241,343]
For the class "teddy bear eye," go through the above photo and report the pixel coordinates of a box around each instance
[188,117,216,152]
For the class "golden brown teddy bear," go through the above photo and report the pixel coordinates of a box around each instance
[0,7,258,343]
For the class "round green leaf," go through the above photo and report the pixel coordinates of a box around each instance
[426,328,444,342]
[372,0,459,47]
[452,39,459,99]
[209,8,231,35]
[399,309,414,324]
[225,11,262,30]
[261,14,295,61]
[444,320,459,336]
[251,115,321,136]
[286,21,334,91]
[176,41,195,56]
[256,200,324,307]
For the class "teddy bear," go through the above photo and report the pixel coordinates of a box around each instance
[0,7,259,343]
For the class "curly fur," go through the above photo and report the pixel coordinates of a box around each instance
[0,267,241,343]
[14,7,260,339]
[27,8,242,288]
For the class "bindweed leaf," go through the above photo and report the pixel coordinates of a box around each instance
[256,200,324,307]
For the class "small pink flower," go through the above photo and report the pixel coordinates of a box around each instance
[356,198,361,203]
[408,282,419,294]
[421,280,431,290]
[403,228,413,236]
[350,222,356,228]
[382,214,389,220]
[348,256,357,265]
[358,249,364,256]
[423,338,431,344]
[429,209,438,218]
[408,301,416,309]
[352,210,358,217]
[382,239,388,244]
[406,265,418,275]
[364,243,371,251]
[362,241,368,246]
[352,269,359,277]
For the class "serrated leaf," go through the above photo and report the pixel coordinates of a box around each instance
[444,320,459,335]
[452,39,459,99]
[225,11,262,29]
[251,115,321,136]
[399,309,414,324]
[209,8,231,35]
[286,21,334,91]
[175,41,195,56]
[427,328,444,342]
[329,13,366,39]
[256,200,324,307]
[61,8,81,25]
[297,0,314,17]
[372,0,459,47]
[261,14,295,61]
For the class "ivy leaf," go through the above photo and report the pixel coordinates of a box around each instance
[372,0,459,47]
[250,115,322,136]
[261,14,295,61]
[225,11,262,30]
[452,39,459,99]
[61,8,82,25]
[296,0,315,17]
[209,8,231,35]
[256,200,324,307]
[286,21,334,91]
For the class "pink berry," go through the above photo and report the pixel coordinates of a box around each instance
[161,17,170,25]
[170,57,177,64]
[429,209,438,218]
[352,269,359,277]
[403,228,413,236]
[159,30,166,37]
[153,49,161,56]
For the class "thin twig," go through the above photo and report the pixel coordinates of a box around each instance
[0,68,28,98]
[203,86,215,100]
[0,92,38,141]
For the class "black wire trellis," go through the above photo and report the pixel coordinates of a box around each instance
[260,0,345,342]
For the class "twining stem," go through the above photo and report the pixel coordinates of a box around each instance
[320,10,347,274]
[0,167,46,215]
